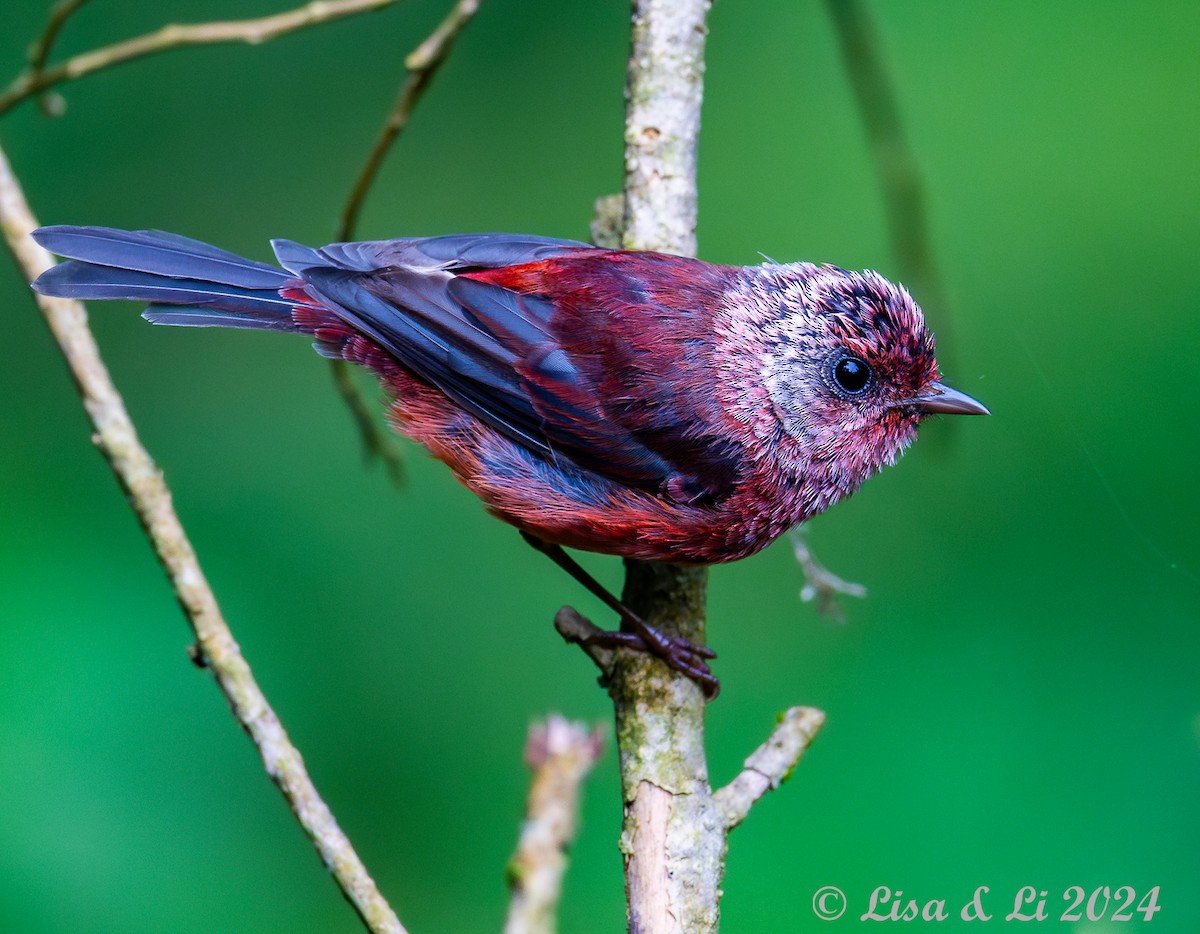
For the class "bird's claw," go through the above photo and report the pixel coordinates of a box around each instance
[584,625,720,699]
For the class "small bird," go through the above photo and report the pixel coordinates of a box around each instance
[32,225,987,695]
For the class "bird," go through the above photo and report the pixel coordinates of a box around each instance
[31,225,988,696]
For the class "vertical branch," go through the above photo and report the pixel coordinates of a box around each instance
[621,0,708,258]
[615,4,718,932]
[614,561,722,934]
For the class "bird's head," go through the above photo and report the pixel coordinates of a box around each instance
[727,262,987,492]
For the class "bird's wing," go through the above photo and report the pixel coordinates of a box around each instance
[279,235,745,501]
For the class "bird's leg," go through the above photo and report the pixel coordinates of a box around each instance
[520,532,719,697]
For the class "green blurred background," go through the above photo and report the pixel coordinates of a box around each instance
[1,1,1197,930]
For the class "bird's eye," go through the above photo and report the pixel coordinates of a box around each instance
[832,356,872,395]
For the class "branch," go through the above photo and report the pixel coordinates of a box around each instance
[597,6,837,931]
[589,193,624,250]
[337,0,482,241]
[329,359,407,486]
[554,606,617,684]
[823,0,957,364]
[504,716,605,934]
[25,0,90,115]
[791,529,866,621]
[714,707,825,831]
[0,140,406,934]
[620,0,708,257]
[28,0,91,74]
[609,2,721,932]
[612,560,719,934]
[329,0,483,485]
[0,0,401,117]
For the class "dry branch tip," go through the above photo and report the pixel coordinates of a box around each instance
[714,706,825,831]
[504,714,605,934]
[553,606,617,686]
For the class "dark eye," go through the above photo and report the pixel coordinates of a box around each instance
[832,356,872,395]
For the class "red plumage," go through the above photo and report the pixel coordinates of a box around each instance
[31,226,987,564]
[31,225,988,692]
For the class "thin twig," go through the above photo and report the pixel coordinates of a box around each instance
[29,0,89,70]
[330,359,407,486]
[791,529,867,621]
[504,715,605,934]
[337,0,481,241]
[714,707,825,831]
[329,0,482,483]
[26,0,90,115]
[0,0,400,117]
[0,140,407,934]
[823,0,957,366]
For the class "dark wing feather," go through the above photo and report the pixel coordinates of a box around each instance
[273,233,592,278]
[35,226,289,289]
[301,266,555,454]
[400,232,593,268]
[280,235,741,498]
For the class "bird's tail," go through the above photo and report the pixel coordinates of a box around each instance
[31,226,302,332]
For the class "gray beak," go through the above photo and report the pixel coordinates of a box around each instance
[912,381,990,416]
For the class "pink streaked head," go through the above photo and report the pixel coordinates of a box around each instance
[718,261,986,501]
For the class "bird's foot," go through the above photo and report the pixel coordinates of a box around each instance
[585,620,720,699]
[519,533,721,698]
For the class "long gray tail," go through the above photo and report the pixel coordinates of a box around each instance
[31,226,302,332]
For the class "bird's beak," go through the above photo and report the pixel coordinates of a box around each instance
[909,380,990,416]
